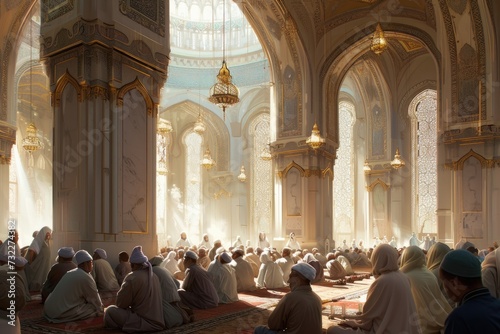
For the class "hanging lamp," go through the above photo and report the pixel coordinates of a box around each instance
[201,147,216,170]
[391,148,406,169]
[370,23,388,55]
[306,123,325,150]
[208,0,239,120]
[237,165,247,182]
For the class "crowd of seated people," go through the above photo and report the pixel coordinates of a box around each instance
[2,228,500,334]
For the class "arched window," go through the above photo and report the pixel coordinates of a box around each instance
[333,101,355,243]
[185,131,203,240]
[251,114,272,236]
[410,90,438,235]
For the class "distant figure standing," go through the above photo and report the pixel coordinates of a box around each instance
[199,234,211,249]
[285,232,300,250]
[258,232,270,250]
[409,232,422,247]
[24,226,53,292]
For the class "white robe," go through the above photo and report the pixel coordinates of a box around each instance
[44,268,103,323]
[257,253,286,289]
[92,258,120,291]
[275,255,294,282]
[208,260,239,303]
[231,256,257,292]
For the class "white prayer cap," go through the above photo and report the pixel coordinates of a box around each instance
[130,246,148,264]
[291,262,316,282]
[15,256,28,268]
[184,250,198,260]
[58,247,75,258]
[214,239,221,245]
[220,252,232,263]
[75,250,93,265]
[94,248,107,259]
[216,247,226,255]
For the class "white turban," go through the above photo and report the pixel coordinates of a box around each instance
[94,248,107,259]
[75,250,93,265]
[291,262,316,282]
[58,247,75,258]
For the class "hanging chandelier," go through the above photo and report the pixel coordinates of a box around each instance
[22,17,42,163]
[193,113,206,134]
[370,23,388,55]
[208,0,239,120]
[237,165,247,182]
[157,119,173,135]
[390,148,406,169]
[260,145,272,161]
[157,156,168,175]
[201,147,216,170]
[306,123,325,150]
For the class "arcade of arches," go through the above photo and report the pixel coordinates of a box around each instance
[0,0,499,264]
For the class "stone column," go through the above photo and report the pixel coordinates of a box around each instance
[40,1,169,259]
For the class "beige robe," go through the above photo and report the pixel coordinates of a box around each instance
[232,257,257,292]
[104,267,164,332]
[208,260,239,303]
[92,258,120,291]
[44,268,103,323]
[25,238,52,292]
[482,249,500,298]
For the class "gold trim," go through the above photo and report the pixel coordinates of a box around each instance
[454,149,494,170]
[366,178,390,192]
[53,70,83,106]
[116,77,154,116]
[322,166,333,180]
[281,161,306,179]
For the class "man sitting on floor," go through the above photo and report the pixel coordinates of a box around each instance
[178,250,219,309]
[41,247,77,303]
[231,249,257,292]
[275,247,294,283]
[92,248,120,291]
[208,251,239,303]
[44,250,103,323]
[114,251,131,286]
[440,249,500,333]
[254,262,322,334]
[104,246,164,332]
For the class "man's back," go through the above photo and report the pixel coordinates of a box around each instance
[445,287,500,334]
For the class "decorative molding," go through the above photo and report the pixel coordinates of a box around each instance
[116,77,154,116]
[53,70,83,106]
[442,125,500,144]
[41,0,75,23]
[118,0,165,37]
[0,123,16,165]
[366,178,390,192]
[444,149,495,171]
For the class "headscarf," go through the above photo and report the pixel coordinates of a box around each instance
[149,255,164,267]
[130,246,154,294]
[161,250,180,274]
[371,244,399,278]
[303,253,317,263]
[400,246,426,273]
[426,242,451,271]
[29,226,52,254]
[482,249,499,269]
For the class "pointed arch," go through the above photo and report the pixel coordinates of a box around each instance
[116,77,155,116]
[280,161,305,179]
[366,178,390,192]
[53,70,82,107]
[456,149,495,170]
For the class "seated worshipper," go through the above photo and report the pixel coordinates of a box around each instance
[41,247,77,303]
[208,251,239,303]
[161,250,180,276]
[197,247,211,270]
[231,249,257,292]
[302,253,325,283]
[257,232,271,249]
[312,248,328,267]
[254,263,322,334]
[257,251,286,289]
[150,256,186,328]
[175,231,191,248]
[327,244,421,334]
[325,253,347,282]
[275,247,294,282]
[426,242,454,306]
[104,246,164,332]
[400,245,452,334]
[335,251,355,276]
[44,250,103,323]
[174,248,186,279]
[199,233,211,249]
[233,235,243,248]
[209,239,222,261]
[440,249,500,333]
[178,250,219,309]
[482,249,500,298]
[244,246,261,276]
[285,232,301,251]
[349,249,372,272]
[115,251,132,286]
[0,255,28,332]
[24,225,53,291]
[92,248,120,291]
[0,228,21,257]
